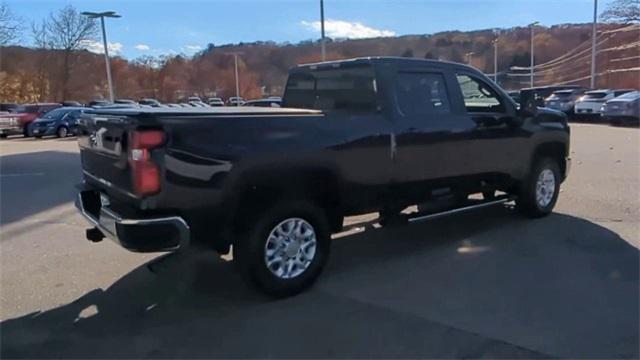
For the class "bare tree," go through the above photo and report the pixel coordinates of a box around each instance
[0,2,21,46]
[601,0,640,23]
[31,20,52,101]
[44,5,97,100]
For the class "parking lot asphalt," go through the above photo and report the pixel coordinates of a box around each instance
[0,124,638,358]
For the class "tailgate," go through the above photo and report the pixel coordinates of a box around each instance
[77,113,136,198]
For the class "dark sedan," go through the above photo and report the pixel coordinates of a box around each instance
[30,107,87,138]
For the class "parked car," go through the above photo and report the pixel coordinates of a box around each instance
[227,96,245,106]
[114,99,138,105]
[187,96,202,102]
[88,100,110,107]
[507,90,521,104]
[544,88,587,115]
[574,90,617,116]
[166,103,182,108]
[522,85,584,107]
[0,103,17,112]
[76,57,570,297]
[30,107,87,138]
[208,97,225,106]
[0,103,61,137]
[244,98,282,107]
[62,101,83,107]
[138,98,163,107]
[601,90,640,125]
[189,101,210,107]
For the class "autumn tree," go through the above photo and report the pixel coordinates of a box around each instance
[43,5,97,100]
[601,0,640,23]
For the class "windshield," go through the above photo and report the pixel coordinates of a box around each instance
[614,91,640,100]
[284,65,377,111]
[39,108,69,120]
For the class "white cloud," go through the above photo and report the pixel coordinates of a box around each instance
[184,44,203,52]
[135,44,150,51]
[80,39,123,55]
[301,19,395,39]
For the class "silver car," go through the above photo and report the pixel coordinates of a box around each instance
[544,89,586,115]
[602,91,640,125]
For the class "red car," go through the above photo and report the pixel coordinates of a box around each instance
[0,103,61,138]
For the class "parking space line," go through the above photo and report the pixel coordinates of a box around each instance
[0,173,45,177]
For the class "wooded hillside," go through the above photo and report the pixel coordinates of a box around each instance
[1,22,638,103]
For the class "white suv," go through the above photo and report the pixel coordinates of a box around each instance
[575,89,633,117]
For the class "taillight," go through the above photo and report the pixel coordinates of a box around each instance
[129,129,165,196]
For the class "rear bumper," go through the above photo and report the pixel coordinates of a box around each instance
[75,189,190,252]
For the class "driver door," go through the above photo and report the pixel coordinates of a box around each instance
[454,73,526,184]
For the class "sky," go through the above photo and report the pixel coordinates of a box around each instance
[6,0,613,59]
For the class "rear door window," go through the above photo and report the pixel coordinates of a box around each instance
[396,72,451,116]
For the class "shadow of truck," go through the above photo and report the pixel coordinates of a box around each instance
[1,207,638,359]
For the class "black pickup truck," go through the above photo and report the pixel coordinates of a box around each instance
[76,57,570,296]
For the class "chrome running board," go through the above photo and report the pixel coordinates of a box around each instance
[407,196,515,223]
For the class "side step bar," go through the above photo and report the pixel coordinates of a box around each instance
[407,196,515,224]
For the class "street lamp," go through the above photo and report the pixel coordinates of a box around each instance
[82,11,121,102]
[590,0,598,88]
[226,52,243,106]
[320,0,326,61]
[492,31,500,84]
[465,52,475,65]
[529,21,539,88]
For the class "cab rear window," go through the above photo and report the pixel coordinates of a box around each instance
[284,65,377,112]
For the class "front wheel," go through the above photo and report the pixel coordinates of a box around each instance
[516,158,561,218]
[234,201,331,297]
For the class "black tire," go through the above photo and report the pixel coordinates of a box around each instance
[0,134,7,139]
[22,127,30,137]
[515,157,561,218]
[234,200,331,297]
[35,135,43,139]
[56,126,68,138]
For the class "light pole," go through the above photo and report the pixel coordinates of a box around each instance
[492,36,499,83]
[465,52,475,65]
[320,0,326,61]
[529,21,539,88]
[590,0,598,88]
[82,11,120,102]
[226,52,243,106]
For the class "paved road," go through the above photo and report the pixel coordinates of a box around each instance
[1,124,638,358]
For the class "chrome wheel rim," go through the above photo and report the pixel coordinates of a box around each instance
[535,169,556,207]
[264,218,317,279]
[59,128,67,137]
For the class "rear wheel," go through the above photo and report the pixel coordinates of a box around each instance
[0,134,7,139]
[516,158,561,218]
[234,200,331,297]
[56,126,68,138]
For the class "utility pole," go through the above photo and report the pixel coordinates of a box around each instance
[591,0,598,88]
[225,52,243,106]
[529,21,539,88]
[82,11,121,102]
[320,0,326,61]
[492,37,499,83]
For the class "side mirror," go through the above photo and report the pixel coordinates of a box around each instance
[518,89,538,117]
